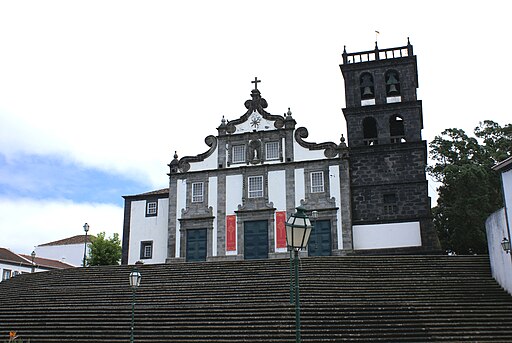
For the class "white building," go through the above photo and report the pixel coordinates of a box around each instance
[35,235,93,267]
[486,156,512,294]
[122,41,440,265]
[0,247,73,282]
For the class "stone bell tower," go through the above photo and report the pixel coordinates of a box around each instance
[340,39,440,252]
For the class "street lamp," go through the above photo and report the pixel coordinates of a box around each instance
[286,206,313,343]
[501,237,511,254]
[83,223,89,267]
[129,268,142,343]
[31,250,36,273]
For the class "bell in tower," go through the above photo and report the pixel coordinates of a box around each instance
[385,70,400,96]
[359,73,375,99]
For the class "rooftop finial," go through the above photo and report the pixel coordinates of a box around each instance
[251,77,261,90]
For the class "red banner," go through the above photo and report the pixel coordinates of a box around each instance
[275,211,287,249]
[226,215,237,251]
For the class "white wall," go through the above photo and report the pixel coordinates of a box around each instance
[187,149,219,172]
[502,169,512,237]
[293,142,327,162]
[486,208,512,295]
[268,170,286,210]
[226,175,243,255]
[128,197,169,264]
[268,170,287,253]
[176,179,187,258]
[209,176,218,256]
[329,165,343,250]
[0,262,46,282]
[353,221,422,250]
[36,243,86,267]
[294,168,305,207]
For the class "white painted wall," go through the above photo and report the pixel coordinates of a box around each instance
[1,259,49,281]
[294,168,305,207]
[187,149,219,172]
[36,243,87,267]
[268,170,287,253]
[486,208,512,295]
[209,176,218,256]
[225,175,243,255]
[502,169,512,236]
[268,170,286,211]
[1,262,36,282]
[128,198,169,264]
[353,221,422,250]
[234,111,275,134]
[329,165,343,249]
[293,141,327,162]
[176,179,187,258]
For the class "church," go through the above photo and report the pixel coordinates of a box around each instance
[121,39,439,264]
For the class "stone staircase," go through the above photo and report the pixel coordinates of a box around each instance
[1,255,512,342]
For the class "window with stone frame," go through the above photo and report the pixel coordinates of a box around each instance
[248,175,264,198]
[2,269,11,281]
[146,201,157,217]
[232,144,246,164]
[383,193,398,214]
[310,171,325,193]
[265,141,280,160]
[140,241,153,259]
[192,182,204,203]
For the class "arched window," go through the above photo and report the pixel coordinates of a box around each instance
[363,117,378,146]
[385,70,401,97]
[389,115,405,143]
[359,72,375,100]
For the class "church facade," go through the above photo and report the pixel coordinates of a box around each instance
[121,39,439,265]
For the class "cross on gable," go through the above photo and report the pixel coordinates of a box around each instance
[251,77,261,90]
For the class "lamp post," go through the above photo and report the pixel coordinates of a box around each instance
[501,237,511,254]
[129,268,142,343]
[83,223,89,267]
[30,250,36,273]
[286,206,313,343]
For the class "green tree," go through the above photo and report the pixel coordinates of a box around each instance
[86,232,122,266]
[428,120,512,254]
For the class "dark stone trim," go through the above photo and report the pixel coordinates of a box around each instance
[121,198,132,265]
[139,240,153,259]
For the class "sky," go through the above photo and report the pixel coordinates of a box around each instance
[1,1,510,254]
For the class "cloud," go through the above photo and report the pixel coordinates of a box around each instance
[0,197,123,255]
[0,152,150,205]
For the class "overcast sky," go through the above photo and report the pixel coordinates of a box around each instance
[1,1,510,255]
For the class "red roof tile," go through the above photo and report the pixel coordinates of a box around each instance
[38,235,95,247]
[19,254,74,269]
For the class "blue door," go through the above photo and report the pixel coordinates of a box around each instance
[244,220,268,260]
[308,220,331,256]
[186,228,207,262]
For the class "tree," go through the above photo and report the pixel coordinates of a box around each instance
[428,120,512,254]
[86,232,122,266]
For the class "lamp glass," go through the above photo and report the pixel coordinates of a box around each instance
[285,207,313,250]
[129,270,141,288]
[83,223,89,233]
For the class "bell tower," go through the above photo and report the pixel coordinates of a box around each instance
[340,39,439,252]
